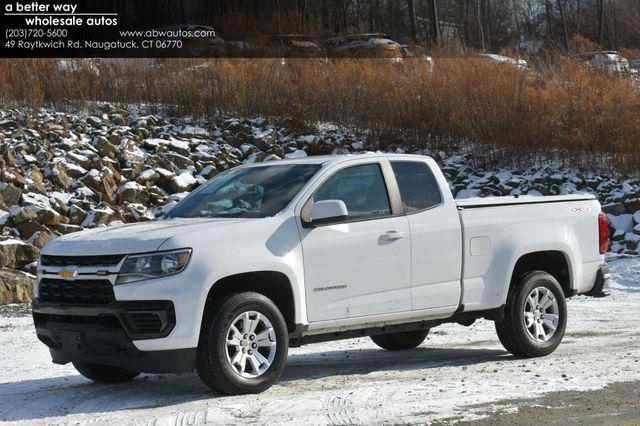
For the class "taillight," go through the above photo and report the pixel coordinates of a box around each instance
[598,213,609,255]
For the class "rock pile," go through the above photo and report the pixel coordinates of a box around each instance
[0,105,638,302]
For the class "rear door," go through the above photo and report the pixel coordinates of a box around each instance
[299,161,412,322]
[390,160,463,310]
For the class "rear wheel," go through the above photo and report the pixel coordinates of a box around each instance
[196,292,289,395]
[370,329,429,350]
[496,271,567,358]
[72,362,139,383]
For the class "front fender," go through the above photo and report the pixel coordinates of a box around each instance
[157,214,307,347]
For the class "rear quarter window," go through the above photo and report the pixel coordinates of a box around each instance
[391,161,442,213]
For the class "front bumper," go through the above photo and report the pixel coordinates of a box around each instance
[585,264,611,298]
[32,299,196,373]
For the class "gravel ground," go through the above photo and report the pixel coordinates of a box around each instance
[0,256,638,425]
[0,303,31,318]
[453,380,640,425]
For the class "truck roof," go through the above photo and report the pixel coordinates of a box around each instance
[247,153,433,167]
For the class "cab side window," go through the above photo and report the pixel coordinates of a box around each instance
[391,161,442,213]
[314,164,391,220]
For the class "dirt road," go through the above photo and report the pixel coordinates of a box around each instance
[1,257,638,425]
[454,380,640,425]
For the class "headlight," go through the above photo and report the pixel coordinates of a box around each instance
[116,249,192,285]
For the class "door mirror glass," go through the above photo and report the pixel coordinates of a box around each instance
[308,200,349,227]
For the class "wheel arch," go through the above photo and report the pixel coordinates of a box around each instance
[508,250,574,298]
[199,271,297,342]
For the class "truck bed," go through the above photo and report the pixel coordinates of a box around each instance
[456,193,602,312]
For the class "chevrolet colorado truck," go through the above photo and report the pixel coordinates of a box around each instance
[33,154,610,394]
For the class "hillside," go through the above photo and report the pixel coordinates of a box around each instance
[0,104,638,302]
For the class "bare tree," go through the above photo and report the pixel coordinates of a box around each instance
[557,0,570,50]
[407,0,418,42]
[144,0,640,52]
[477,0,485,50]
[545,0,554,38]
[598,0,606,46]
[576,0,582,34]
[431,0,441,45]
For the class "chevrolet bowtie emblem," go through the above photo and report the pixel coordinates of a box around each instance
[58,268,78,281]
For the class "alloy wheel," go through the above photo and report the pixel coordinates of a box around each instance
[225,311,277,378]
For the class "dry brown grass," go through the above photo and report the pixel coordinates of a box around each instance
[0,57,639,173]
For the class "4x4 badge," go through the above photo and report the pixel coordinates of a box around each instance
[58,268,78,281]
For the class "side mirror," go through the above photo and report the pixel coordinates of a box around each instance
[307,200,349,227]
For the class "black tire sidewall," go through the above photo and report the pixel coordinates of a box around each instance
[205,293,289,393]
[371,329,429,350]
[512,272,567,356]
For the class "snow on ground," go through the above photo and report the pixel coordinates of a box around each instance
[1,256,639,425]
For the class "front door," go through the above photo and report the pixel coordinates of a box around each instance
[299,163,411,322]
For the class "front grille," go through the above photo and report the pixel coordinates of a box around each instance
[40,254,125,268]
[33,312,121,328]
[39,278,116,305]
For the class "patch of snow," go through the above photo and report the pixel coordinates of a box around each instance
[284,150,307,159]
[456,189,481,199]
[0,238,27,246]
[173,172,196,188]
[49,192,73,205]
[116,181,145,194]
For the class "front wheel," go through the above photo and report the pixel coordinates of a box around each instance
[496,271,567,358]
[72,362,139,383]
[370,329,429,350]
[196,292,289,395]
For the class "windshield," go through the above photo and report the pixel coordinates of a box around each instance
[165,164,321,219]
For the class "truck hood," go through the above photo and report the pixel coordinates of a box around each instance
[42,218,254,256]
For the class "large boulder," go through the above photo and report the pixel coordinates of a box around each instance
[16,220,49,239]
[168,172,197,193]
[154,167,176,186]
[118,137,146,163]
[177,125,209,139]
[167,140,192,157]
[116,182,150,205]
[95,136,118,158]
[28,230,55,250]
[163,152,194,169]
[0,270,34,304]
[137,168,160,185]
[0,183,22,206]
[623,196,640,213]
[10,206,38,225]
[46,163,73,191]
[81,205,123,228]
[36,208,68,226]
[0,238,39,269]
[602,203,627,216]
[79,169,118,203]
[25,168,47,194]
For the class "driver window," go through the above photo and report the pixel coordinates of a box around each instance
[313,164,391,221]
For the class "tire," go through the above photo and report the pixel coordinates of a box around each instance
[72,362,139,383]
[495,271,567,358]
[370,329,429,350]
[196,292,289,395]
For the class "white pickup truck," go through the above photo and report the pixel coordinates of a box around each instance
[33,154,610,394]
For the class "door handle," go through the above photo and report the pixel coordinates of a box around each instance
[382,231,406,241]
